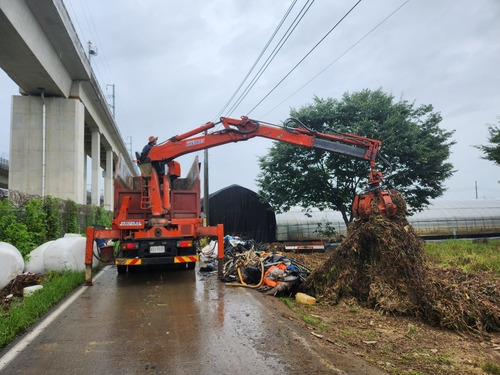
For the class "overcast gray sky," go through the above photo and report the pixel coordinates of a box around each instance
[1,0,499,201]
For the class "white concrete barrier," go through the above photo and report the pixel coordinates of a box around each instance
[24,241,55,274]
[42,234,98,272]
[0,242,24,289]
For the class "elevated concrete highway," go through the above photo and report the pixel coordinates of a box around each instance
[0,0,137,208]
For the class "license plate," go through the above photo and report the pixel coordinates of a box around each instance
[150,245,165,254]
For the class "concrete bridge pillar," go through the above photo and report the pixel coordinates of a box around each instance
[9,95,86,203]
[104,148,113,211]
[91,129,100,206]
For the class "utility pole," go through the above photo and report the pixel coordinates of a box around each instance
[203,146,209,226]
[87,41,97,64]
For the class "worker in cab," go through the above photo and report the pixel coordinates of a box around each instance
[140,136,165,178]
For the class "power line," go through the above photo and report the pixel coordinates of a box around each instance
[80,0,116,84]
[212,0,300,121]
[247,0,363,116]
[225,0,316,118]
[68,0,119,119]
[68,1,115,90]
[260,0,412,118]
[66,1,85,44]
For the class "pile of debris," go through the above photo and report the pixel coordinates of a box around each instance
[200,237,311,296]
[303,191,500,332]
[0,273,46,311]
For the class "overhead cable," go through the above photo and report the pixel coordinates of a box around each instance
[260,0,411,118]
[68,0,116,89]
[247,0,362,116]
[224,0,316,118]
[213,0,300,121]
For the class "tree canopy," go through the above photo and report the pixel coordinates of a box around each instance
[256,89,456,224]
[475,118,500,167]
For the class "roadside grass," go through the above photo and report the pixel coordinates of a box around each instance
[424,239,500,275]
[0,270,85,349]
[482,361,500,375]
[280,297,326,329]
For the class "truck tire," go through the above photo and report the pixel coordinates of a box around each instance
[117,265,127,274]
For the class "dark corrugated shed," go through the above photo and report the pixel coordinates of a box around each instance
[203,185,276,243]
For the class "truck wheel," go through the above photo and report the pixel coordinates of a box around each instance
[187,262,196,270]
[117,265,127,274]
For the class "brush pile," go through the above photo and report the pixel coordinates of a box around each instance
[303,191,500,332]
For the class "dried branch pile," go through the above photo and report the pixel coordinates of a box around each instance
[303,191,500,332]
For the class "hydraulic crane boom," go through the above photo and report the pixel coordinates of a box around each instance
[149,116,385,187]
[147,116,396,218]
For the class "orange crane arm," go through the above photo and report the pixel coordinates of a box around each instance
[148,116,384,185]
[146,116,395,219]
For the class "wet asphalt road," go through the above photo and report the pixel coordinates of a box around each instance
[0,265,385,375]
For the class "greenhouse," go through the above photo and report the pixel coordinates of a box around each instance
[275,199,500,241]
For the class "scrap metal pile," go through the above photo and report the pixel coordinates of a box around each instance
[200,237,311,296]
[303,191,500,333]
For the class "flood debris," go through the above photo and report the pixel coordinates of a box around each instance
[0,272,46,311]
[200,236,311,296]
[302,191,500,333]
[201,193,500,334]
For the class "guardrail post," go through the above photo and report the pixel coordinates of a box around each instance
[85,227,94,285]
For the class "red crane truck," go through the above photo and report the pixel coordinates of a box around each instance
[84,116,395,285]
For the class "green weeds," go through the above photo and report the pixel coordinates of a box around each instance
[482,361,500,375]
[424,239,500,275]
[406,323,420,339]
[280,297,326,329]
[0,271,85,349]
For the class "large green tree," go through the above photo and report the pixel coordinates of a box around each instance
[475,118,500,167]
[256,89,455,224]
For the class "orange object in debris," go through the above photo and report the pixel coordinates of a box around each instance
[263,263,288,287]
